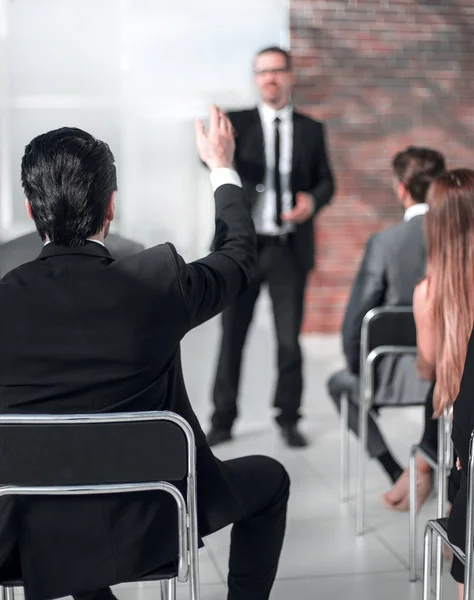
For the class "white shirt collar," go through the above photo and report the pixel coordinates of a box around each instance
[44,238,106,247]
[404,203,428,222]
[258,102,293,124]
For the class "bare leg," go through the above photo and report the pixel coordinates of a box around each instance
[458,583,464,600]
[382,454,432,511]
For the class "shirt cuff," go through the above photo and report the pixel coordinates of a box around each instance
[209,168,242,192]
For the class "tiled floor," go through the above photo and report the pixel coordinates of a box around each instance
[64,295,463,598]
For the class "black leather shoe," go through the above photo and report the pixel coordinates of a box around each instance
[280,424,308,448]
[206,427,232,447]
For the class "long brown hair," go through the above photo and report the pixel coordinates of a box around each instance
[426,169,474,415]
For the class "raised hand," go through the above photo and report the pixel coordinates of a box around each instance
[195,105,235,171]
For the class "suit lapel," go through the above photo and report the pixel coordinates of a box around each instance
[247,108,265,165]
[292,111,303,174]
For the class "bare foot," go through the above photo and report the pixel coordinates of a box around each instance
[381,468,432,513]
[382,468,409,508]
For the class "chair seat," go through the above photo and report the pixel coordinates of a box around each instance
[139,560,179,581]
[418,442,438,466]
[427,517,465,564]
[0,560,180,588]
[437,517,448,532]
[0,580,21,588]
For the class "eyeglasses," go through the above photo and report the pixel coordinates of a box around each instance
[254,68,289,76]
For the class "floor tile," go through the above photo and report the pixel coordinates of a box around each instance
[270,572,429,600]
[205,513,405,581]
[115,581,226,600]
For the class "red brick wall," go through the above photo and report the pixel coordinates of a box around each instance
[292,0,474,333]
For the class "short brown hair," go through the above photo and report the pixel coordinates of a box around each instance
[392,147,446,203]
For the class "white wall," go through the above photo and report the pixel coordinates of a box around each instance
[0,0,289,258]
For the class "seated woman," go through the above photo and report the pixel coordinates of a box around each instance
[383,172,474,513]
[406,169,474,599]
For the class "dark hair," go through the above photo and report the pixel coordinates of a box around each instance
[21,127,117,247]
[255,46,292,70]
[392,146,446,203]
[406,172,439,204]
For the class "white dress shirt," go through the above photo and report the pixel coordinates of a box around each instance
[210,168,242,191]
[253,103,294,235]
[403,202,428,222]
[44,238,106,247]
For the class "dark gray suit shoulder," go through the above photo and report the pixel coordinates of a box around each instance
[0,231,145,279]
[105,233,145,259]
[0,232,41,278]
[371,214,424,252]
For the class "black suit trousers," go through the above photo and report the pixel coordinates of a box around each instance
[0,456,289,600]
[211,237,307,428]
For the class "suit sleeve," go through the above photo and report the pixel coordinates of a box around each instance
[342,235,386,374]
[310,123,335,214]
[170,183,257,330]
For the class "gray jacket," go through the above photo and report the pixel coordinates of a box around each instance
[342,213,430,405]
[0,231,144,278]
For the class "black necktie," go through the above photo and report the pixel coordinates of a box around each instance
[274,117,282,227]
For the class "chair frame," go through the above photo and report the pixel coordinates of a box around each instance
[351,306,419,536]
[0,410,200,600]
[409,410,451,594]
[423,431,474,600]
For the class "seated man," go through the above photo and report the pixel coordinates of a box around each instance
[327,146,445,498]
[0,107,289,600]
[0,229,144,277]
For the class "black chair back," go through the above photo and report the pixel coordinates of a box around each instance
[363,307,417,357]
[0,412,188,487]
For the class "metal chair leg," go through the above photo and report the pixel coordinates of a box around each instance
[435,415,447,600]
[340,392,350,502]
[434,536,443,600]
[169,578,177,600]
[356,390,369,536]
[160,580,167,600]
[409,445,418,582]
[160,579,176,600]
[3,588,14,600]
[463,428,474,600]
[423,526,433,600]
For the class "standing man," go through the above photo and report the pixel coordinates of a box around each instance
[207,47,335,448]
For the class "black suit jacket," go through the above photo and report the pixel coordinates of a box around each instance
[227,108,335,271]
[0,183,256,600]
